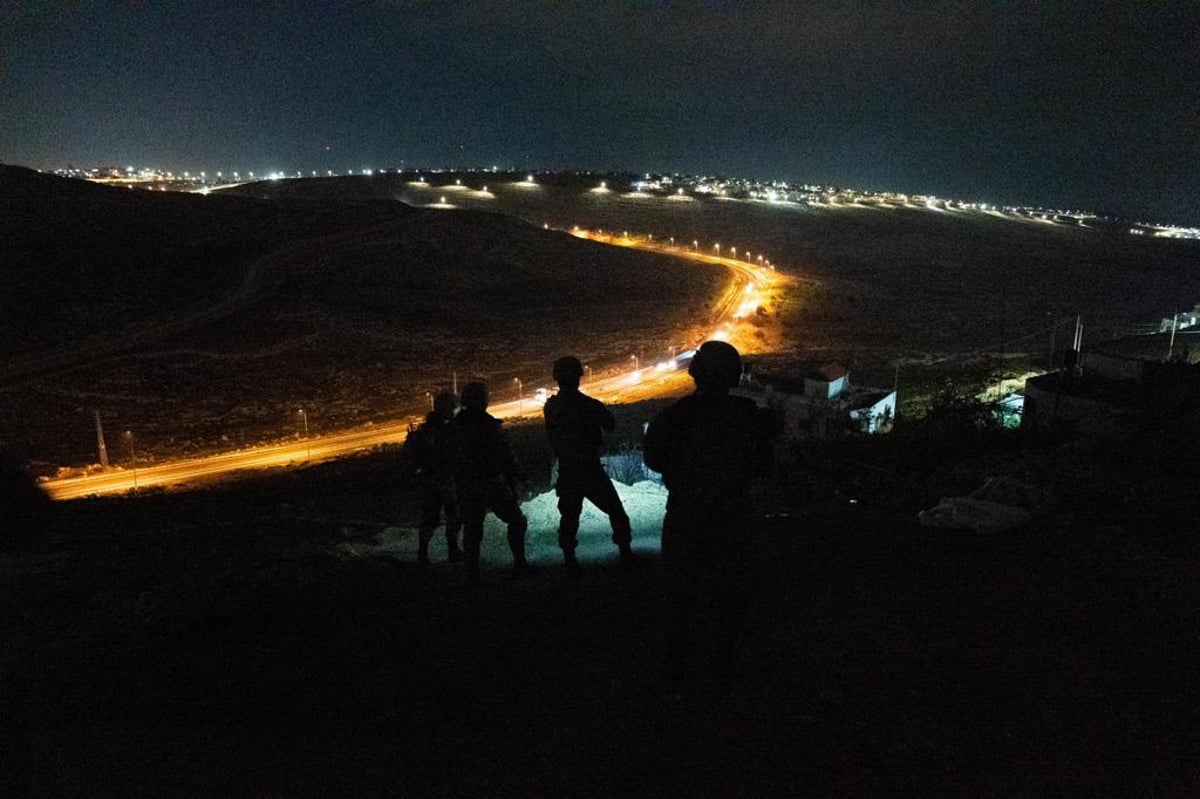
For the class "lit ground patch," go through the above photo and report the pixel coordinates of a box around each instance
[328,480,668,567]
[501,479,667,563]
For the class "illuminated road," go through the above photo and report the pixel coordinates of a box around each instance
[43,232,789,500]
[43,365,695,500]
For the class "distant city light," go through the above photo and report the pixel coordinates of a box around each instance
[54,163,1158,235]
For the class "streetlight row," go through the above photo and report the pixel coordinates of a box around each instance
[95,343,678,492]
[567,225,777,270]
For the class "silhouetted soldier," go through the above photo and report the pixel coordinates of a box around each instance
[406,390,464,565]
[544,356,635,577]
[643,341,773,683]
[452,381,529,583]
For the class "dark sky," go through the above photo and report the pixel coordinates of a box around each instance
[2,2,1197,222]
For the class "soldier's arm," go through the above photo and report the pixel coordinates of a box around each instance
[494,423,525,483]
[642,408,672,474]
[596,398,616,433]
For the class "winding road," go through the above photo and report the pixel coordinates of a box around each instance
[42,231,788,499]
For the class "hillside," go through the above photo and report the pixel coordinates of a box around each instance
[0,168,727,470]
[0,165,415,357]
[228,171,1200,356]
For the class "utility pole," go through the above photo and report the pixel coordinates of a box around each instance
[998,281,1006,400]
[1049,321,1057,370]
[124,431,137,491]
[298,409,310,459]
[94,411,109,470]
[1168,311,1179,360]
[452,371,458,395]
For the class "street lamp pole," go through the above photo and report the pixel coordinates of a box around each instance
[124,430,137,491]
[514,378,523,413]
[584,364,592,384]
[630,354,639,372]
[298,408,309,459]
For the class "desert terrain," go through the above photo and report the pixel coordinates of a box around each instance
[2,167,1199,794]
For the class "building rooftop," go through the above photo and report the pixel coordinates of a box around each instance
[809,363,847,382]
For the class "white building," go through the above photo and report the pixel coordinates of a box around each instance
[735,363,897,439]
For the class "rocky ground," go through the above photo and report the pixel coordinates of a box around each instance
[3,411,1198,795]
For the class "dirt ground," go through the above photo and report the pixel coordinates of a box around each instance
[3,421,1198,796]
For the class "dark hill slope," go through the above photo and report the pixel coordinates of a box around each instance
[272,206,723,320]
[229,172,1200,353]
[0,169,727,467]
[0,165,414,356]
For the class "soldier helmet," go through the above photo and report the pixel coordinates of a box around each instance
[688,340,743,390]
[460,381,489,410]
[552,356,584,384]
[432,390,458,418]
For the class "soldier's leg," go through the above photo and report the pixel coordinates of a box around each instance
[443,487,464,562]
[660,518,697,680]
[556,482,585,572]
[459,494,486,583]
[417,485,442,566]
[489,485,528,572]
[662,558,697,682]
[712,545,752,680]
[583,474,633,556]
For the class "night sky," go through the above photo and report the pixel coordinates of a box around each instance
[2,2,1197,222]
